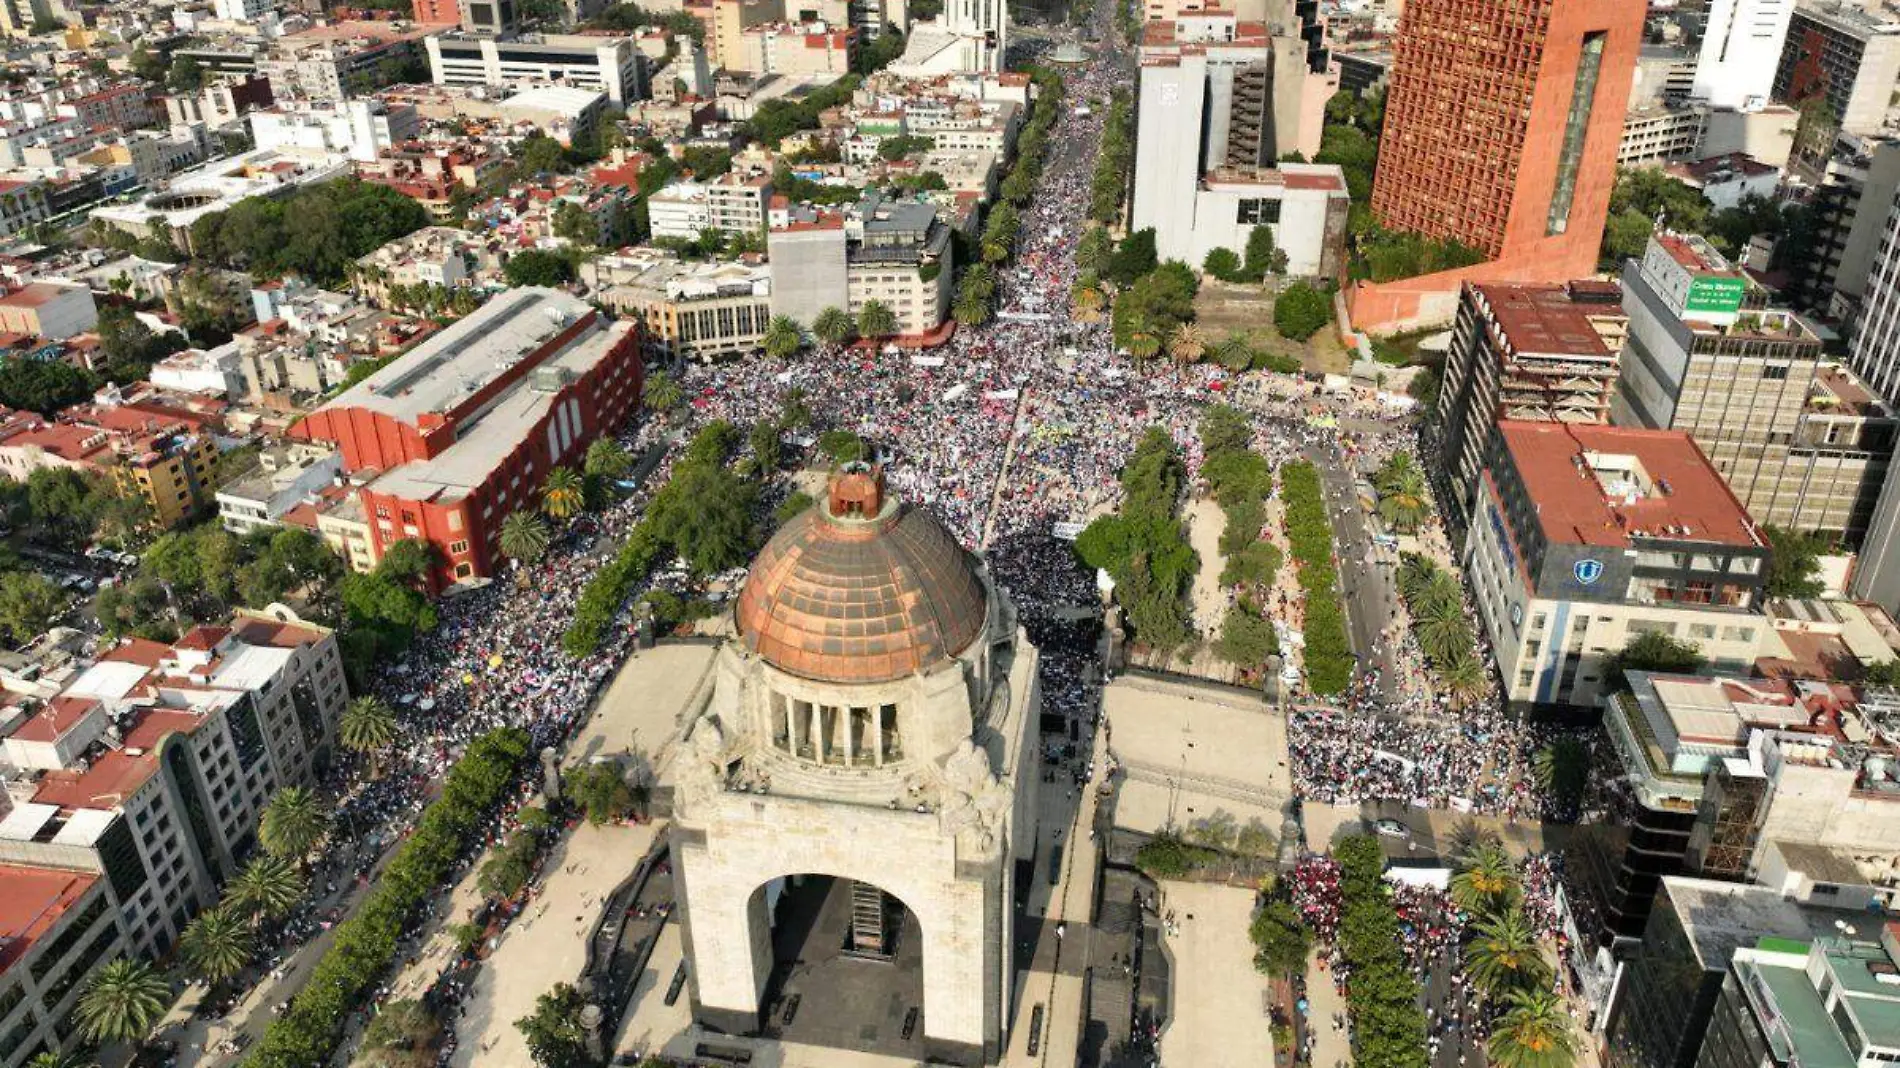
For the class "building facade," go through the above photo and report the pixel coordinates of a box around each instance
[0,866,126,1068]
[0,613,348,960]
[1436,279,1627,525]
[1616,233,1897,544]
[1619,104,1709,167]
[767,195,953,338]
[1465,422,1772,710]
[1692,0,1795,111]
[289,288,643,588]
[673,468,1040,1066]
[1771,4,1900,139]
[425,33,645,104]
[1371,0,1643,279]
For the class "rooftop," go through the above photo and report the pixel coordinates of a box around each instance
[1496,422,1762,549]
[313,287,594,426]
[1473,282,1626,360]
[1663,875,1860,970]
[0,865,99,975]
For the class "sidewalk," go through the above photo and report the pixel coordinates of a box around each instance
[1302,948,1351,1068]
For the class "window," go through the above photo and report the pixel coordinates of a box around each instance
[448,539,469,555]
[1761,365,1789,380]
[1236,198,1281,225]
[1690,623,1716,640]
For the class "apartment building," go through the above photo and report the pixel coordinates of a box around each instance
[767,193,952,338]
[1616,233,1896,544]
[0,613,349,960]
[1465,422,1772,710]
[1772,2,1900,139]
[0,178,49,241]
[0,399,222,530]
[0,866,127,1067]
[1618,103,1709,167]
[1435,280,1628,525]
[424,32,645,105]
[586,248,773,362]
[215,443,345,536]
[1693,0,1795,111]
[734,21,856,75]
[0,282,94,340]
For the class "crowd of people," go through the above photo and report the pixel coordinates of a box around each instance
[1285,705,1540,816]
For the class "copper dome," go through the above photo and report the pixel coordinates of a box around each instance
[736,472,988,684]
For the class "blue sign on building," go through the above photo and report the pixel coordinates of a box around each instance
[1573,559,1604,586]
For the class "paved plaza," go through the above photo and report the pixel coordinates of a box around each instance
[1156,880,1277,1068]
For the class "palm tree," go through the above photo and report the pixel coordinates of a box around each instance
[76,958,169,1046]
[1071,281,1106,315]
[339,695,397,757]
[763,315,803,360]
[1416,610,1475,666]
[27,1053,99,1068]
[259,787,328,863]
[223,854,304,922]
[812,306,855,349]
[1450,841,1522,917]
[1128,327,1162,364]
[179,906,254,984]
[642,369,683,417]
[1440,649,1489,708]
[1487,988,1578,1068]
[858,300,897,340]
[1376,458,1431,533]
[1167,323,1206,369]
[961,264,996,302]
[498,510,552,564]
[1534,737,1591,820]
[1398,553,1441,603]
[584,437,633,481]
[1211,334,1253,372]
[1465,909,1552,997]
[541,466,585,521]
[954,292,991,328]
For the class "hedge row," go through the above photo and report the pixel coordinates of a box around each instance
[561,522,666,657]
[1334,837,1431,1068]
[1280,461,1352,695]
[246,727,532,1068]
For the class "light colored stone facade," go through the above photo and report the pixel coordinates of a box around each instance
[669,562,1040,1064]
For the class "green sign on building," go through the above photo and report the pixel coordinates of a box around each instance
[1684,275,1746,316]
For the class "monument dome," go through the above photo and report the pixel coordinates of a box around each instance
[735,466,988,685]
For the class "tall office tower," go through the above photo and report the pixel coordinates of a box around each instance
[1370,0,1643,279]
[1691,0,1794,110]
[1129,8,1345,266]
[1772,3,1900,140]
[941,0,1004,71]
[1617,232,1896,545]
[1845,190,1900,611]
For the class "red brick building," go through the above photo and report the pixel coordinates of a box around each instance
[412,0,461,22]
[290,288,642,587]
[1352,0,1643,333]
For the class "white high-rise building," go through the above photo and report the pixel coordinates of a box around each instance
[1692,0,1794,111]
[1847,187,1900,611]
[889,0,1002,73]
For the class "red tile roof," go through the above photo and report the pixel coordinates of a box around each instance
[0,865,99,975]
[1496,421,1762,549]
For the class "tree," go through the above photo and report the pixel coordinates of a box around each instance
[499,510,552,565]
[1203,246,1243,281]
[504,250,576,288]
[1167,322,1206,368]
[552,200,597,245]
[259,786,328,862]
[541,466,586,521]
[515,983,593,1068]
[858,300,898,339]
[1249,899,1310,978]
[179,906,254,984]
[515,133,570,175]
[1610,630,1707,682]
[76,958,169,1046]
[0,572,65,643]
[1534,738,1591,821]
[1762,524,1829,599]
[363,999,441,1065]
[1450,841,1521,918]
[584,437,633,481]
[0,356,96,414]
[643,369,683,415]
[747,418,782,477]
[1106,228,1158,286]
[812,306,856,348]
[223,855,303,922]
[571,762,636,825]
[1465,909,1552,997]
[763,314,804,359]
[1373,452,1431,533]
[1488,988,1577,1068]
[1243,225,1288,279]
[1211,334,1254,372]
[340,695,398,757]
[1216,601,1279,668]
[1076,226,1114,277]
[1274,281,1332,341]
[27,1053,98,1068]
